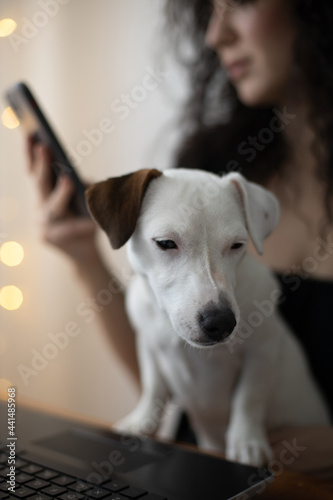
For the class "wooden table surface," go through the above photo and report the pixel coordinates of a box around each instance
[260,470,333,499]
[2,396,332,499]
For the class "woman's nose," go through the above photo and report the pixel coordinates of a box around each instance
[205,3,237,49]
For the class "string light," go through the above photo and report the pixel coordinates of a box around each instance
[0,241,24,310]
[0,19,17,37]
[1,106,20,129]
[0,241,24,267]
[0,286,23,311]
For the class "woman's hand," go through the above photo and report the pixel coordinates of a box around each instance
[269,425,333,480]
[25,137,140,385]
[26,136,98,264]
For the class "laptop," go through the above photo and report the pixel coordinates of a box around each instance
[0,400,273,500]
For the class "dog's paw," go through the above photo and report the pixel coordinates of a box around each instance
[226,428,274,467]
[113,413,159,437]
[113,416,136,434]
[113,416,144,435]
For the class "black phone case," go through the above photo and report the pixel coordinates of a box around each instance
[5,82,90,217]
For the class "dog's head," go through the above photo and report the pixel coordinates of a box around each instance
[86,169,279,348]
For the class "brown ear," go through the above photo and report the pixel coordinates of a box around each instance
[85,168,163,249]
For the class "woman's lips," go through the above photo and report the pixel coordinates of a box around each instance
[225,59,250,81]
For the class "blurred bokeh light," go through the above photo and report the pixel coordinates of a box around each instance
[1,106,20,129]
[0,241,24,267]
[0,19,17,37]
[0,286,23,310]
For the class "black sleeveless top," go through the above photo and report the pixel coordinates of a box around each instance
[276,273,333,420]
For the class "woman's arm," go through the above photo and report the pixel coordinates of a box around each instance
[26,138,140,386]
[72,245,140,386]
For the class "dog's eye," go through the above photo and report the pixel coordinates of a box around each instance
[231,242,244,250]
[155,240,178,251]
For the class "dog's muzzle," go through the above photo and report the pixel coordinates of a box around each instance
[198,306,237,343]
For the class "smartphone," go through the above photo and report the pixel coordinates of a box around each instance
[5,82,90,217]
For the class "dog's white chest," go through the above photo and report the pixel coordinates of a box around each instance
[126,274,241,411]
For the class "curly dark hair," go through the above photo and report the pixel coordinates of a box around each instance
[164,0,333,221]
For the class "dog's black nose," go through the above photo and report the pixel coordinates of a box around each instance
[199,308,236,342]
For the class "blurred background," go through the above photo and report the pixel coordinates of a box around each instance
[0,0,187,423]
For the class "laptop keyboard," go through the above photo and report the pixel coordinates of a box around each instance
[0,450,167,500]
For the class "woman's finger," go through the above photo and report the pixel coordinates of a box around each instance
[25,136,35,173]
[42,175,75,222]
[33,144,56,201]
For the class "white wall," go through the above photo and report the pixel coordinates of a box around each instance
[0,0,187,423]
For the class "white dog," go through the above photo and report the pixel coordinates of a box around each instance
[86,168,330,466]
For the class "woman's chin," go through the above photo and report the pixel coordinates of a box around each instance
[234,81,282,108]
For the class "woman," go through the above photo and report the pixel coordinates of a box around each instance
[26,0,333,478]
